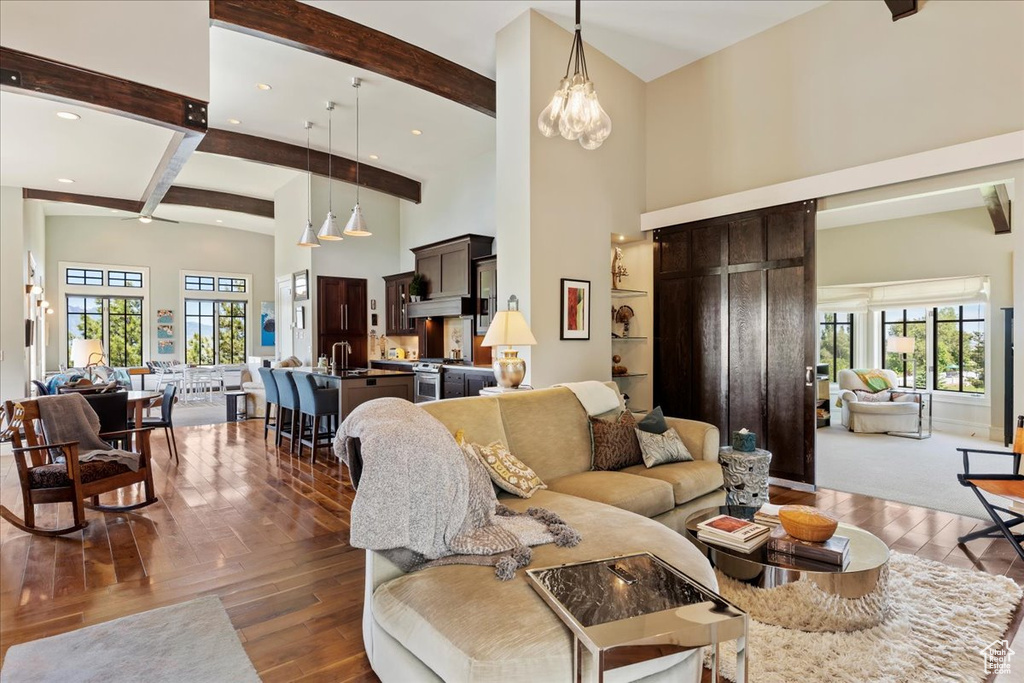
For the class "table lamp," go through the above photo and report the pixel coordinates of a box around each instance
[481,295,537,389]
[70,339,106,377]
[886,336,915,388]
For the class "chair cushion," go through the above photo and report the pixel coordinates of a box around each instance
[847,401,919,415]
[545,471,674,517]
[622,460,725,505]
[29,460,133,489]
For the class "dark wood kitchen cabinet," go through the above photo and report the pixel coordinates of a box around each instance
[383,271,416,335]
[412,234,493,300]
[443,369,466,399]
[474,256,497,334]
[443,368,496,399]
[317,276,367,368]
[465,371,497,397]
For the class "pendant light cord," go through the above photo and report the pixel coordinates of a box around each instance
[354,81,360,205]
[327,106,333,213]
[564,0,588,81]
[306,124,312,221]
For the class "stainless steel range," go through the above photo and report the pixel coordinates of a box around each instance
[413,361,443,403]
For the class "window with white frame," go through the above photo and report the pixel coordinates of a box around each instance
[61,262,148,368]
[181,271,250,366]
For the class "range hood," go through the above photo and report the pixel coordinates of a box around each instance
[407,297,475,319]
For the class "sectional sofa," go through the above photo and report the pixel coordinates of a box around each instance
[361,384,727,682]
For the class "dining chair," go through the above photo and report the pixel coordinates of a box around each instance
[295,373,339,463]
[258,366,279,441]
[83,391,129,450]
[141,383,179,463]
[271,369,300,454]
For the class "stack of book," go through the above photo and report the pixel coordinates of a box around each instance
[766,525,850,569]
[696,515,772,553]
[753,503,782,527]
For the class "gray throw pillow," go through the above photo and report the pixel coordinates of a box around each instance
[637,406,668,434]
[636,428,693,468]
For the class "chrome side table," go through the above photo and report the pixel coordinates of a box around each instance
[718,447,772,506]
[889,390,932,440]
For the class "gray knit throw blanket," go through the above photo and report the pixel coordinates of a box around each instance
[334,398,581,580]
[37,394,140,471]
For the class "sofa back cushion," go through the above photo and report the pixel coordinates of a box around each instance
[421,396,508,450]
[494,387,593,482]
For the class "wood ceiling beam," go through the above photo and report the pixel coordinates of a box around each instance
[208,0,496,118]
[981,184,1011,235]
[22,189,143,213]
[1,46,208,215]
[883,0,918,22]
[197,128,422,204]
[162,186,275,218]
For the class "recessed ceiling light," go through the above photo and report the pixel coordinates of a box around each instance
[256,83,272,91]
[110,209,119,213]
[227,118,241,125]
[216,219,223,223]
[618,235,625,241]
[56,111,80,120]
[138,216,152,224]
[411,129,422,136]
[57,178,75,183]
[368,154,379,160]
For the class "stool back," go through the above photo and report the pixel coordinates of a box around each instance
[272,370,298,411]
[259,367,279,404]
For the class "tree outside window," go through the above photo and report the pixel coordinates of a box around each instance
[935,304,985,393]
[818,312,853,381]
[881,308,927,389]
[67,296,142,367]
[185,299,245,365]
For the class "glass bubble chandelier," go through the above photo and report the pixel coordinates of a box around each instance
[537,0,611,150]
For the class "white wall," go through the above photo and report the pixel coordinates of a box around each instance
[399,150,496,271]
[44,216,275,369]
[0,0,210,100]
[496,11,646,387]
[0,187,27,402]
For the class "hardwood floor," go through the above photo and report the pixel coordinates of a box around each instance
[2,420,1021,682]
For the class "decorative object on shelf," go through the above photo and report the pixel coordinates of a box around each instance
[409,273,426,302]
[731,428,756,452]
[614,305,634,337]
[885,335,916,387]
[611,247,629,288]
[482,294,537,389]
[293,269,309,301]
[536,0,612,150]
[778,505,839,542]
[260,301,275,346]
[295,305,306,330]
[156,309,173,324]
[718,446,772,506]
[345,77,372,237]
[560,278,591,340]
[317,100,343,241]
[450,324,463,358]
[297,121,320,247]
[611,354,628,377]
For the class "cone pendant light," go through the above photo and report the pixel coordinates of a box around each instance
[297,121,321,247]
[345,77,372,236]
[317,100,343,240]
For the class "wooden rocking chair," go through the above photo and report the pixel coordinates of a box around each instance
[0,398,158,537]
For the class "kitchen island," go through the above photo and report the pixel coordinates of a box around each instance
[292,367,415,421]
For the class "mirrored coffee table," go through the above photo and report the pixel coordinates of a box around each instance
[527,552,748,683]
[685,506,890,632]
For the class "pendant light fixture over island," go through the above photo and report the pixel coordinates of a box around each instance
[317,100,343,241]
[297,120,320,248]
[345,77,372,237]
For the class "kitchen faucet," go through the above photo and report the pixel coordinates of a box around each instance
[331,341,352,373]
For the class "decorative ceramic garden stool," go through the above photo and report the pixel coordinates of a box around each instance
[718,446,772,506]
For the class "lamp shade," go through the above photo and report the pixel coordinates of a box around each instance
[71,339,105,368]
[482,311,537,347]
[344,204,372,236]
[886,336,915,354]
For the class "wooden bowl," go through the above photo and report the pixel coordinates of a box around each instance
[779,505,838,542]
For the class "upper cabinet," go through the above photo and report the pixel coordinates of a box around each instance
[475,256,497,334]
[383,271,416,336]
[412,234,494,300]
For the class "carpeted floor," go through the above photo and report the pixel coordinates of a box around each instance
[706,552,1023,682]
[0,597,258,682]
[815,425,1011,520]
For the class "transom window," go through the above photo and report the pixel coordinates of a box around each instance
[818,312,853,382]
[107,270,143,288]
[184,275,215,291]
[66,296,143,367]
[66,268,103,286]
[218,277,246,293]
[934,304,985,394]
[184,299,246,365]
[881,308,927,389]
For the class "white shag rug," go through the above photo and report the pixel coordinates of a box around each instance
[704,552,1023,682]
[0,597,258,683]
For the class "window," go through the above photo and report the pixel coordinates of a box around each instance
[818,312,853,382]
[66,268,103,286]
[881,308,927,389]
[934,304,985,393]
[66,296,143,367]
[218,277,246,293]
[184,275,215,291]
[185,299,246,365]
[108,270,143,288]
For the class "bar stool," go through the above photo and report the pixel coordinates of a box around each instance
[271,369,300,454]
[296,373,339,463]
[257,367,279,441]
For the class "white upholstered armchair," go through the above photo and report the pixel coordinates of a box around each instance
[837,368,920,434]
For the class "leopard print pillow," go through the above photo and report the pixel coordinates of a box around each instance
[590,411,643,471]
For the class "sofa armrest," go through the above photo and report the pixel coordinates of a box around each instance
[839,389,858,404]
[663,416,720,463]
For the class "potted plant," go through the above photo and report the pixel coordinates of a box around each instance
[409,273,427,302]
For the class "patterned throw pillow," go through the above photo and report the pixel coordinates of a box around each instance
[590,411,643,471]
[635,428,693,468]
[462,440,546,498]
[854,390,892,403]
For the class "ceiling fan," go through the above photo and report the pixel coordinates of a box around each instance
[120,214,179,224]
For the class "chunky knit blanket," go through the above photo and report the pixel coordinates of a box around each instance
[335,398,580,580]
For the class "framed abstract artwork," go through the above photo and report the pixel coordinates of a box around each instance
[560,278,591,340]
[158,340,174,354]
[156,309,173,324]
[260,301,275,346]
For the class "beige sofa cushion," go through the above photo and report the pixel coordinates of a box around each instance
[495,388,594,482]
[371,490,715,683]
[545,471,674,517]
[423,395,508,447]
[622,460,724,505]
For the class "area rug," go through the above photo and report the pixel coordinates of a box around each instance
[704,552,1023,682]
[0,597,258,683]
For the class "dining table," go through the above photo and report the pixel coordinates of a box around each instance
[125,390,162,428]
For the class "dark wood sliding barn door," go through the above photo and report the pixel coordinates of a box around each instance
[653,200,817,486]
